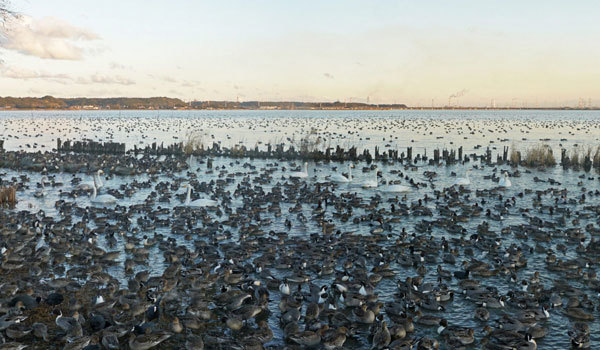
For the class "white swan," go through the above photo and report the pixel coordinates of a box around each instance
[362,168,378,188]
[34,177,48,198]
[453,169,471,186]
[330,164,353,183]
[381,179,411,193]
[77,170,104,191]
[187,154,196,169]
[184,185,218,207]
[91,178,116,204]
[289,162,309,179]
[499,171,512,188]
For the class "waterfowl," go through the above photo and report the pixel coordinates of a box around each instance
[564,307,594,321]
[499,171,512,188]
[183,184,217,207]
[453,169,471,186]
[372,321,391,349]
[322,326,348,350]
[474,307,490,321]
[288,330,321,347]
[54,309,83,337]
[330,164,353,183]
[289,162,309,179]
[128,332,171,350]
[91,179,117,204]
[76,170,104,191]
[362,168,378,188]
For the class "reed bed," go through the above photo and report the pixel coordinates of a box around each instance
[183,131,206,155]
[0,186,17,207]
[522,144,556,167]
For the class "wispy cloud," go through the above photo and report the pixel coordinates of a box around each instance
[148,74,177,83]
[0,65,73,84]
[323,72,334,79]
[88,74,135,85]
[109,62,133,70]
[0,16,100,60]
[0,64,135,85]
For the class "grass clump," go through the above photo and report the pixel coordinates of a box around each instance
[593,146,600,168]
[509,144,520,165]
[0,186,17,207]
[293,127,322,154]
[183,131,207,155]
[523,144,555,167]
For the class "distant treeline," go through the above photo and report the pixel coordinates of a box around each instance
[0,96,408,110]
[190,100,408,109]
[0,96,186,109]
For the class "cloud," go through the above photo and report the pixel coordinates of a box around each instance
[109,62,133,70]
[0,64,135,85]
[0,16,100,60]
[88,74,135,85]
[148,74,177,83]
[0,65,73,84]
[323,72,334,79]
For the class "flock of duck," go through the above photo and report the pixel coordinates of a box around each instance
[0,111,599,350]
[0,147,599,349]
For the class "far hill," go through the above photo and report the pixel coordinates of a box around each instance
[0,96,407,110]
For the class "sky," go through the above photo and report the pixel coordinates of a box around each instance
[0,0,598,107]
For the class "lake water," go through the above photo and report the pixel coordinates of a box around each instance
[1,110,599,349]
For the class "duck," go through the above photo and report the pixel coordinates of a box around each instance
[564,307,594,321]
[183,184,217,207]
[372,321,391,349]
[54,309,83,337]
[288,330,321,347]
[128,332,171,350]
[474,307,490,322]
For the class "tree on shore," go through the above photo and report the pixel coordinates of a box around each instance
[0,1,18,28]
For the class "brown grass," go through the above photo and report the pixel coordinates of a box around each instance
[0,186,16,207]
[183,131,207,155]
[509,144,520,165]
[523,144,556,167]
[294,127,321,154]
[593,146,600,168]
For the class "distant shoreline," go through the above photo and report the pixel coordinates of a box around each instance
[0,107,598,111]
[1,96,597,111]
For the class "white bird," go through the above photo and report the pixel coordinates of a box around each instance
[289,162,309,179]
[381,177,411,193]
[499,171,512,187]
[184,184,218,207]
[279,279,291,295]
[34,176,48,198]
[362,168,379,188]
[91,178,117,205]
[77,170,104,191]
[187,154,196,169]
[330,164,353,183]
[453,169,471,186]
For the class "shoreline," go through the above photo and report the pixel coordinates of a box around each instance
[0,107,599,111]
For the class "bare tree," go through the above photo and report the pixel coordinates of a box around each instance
[0,0,18,25]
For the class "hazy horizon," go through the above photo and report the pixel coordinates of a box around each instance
[0,1,598,107]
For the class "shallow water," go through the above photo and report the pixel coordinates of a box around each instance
[1,110,600,349]
[2,109,600,157]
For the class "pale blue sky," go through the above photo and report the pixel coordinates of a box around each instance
[1,0,598,106]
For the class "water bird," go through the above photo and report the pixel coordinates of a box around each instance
[289,162,309,179]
